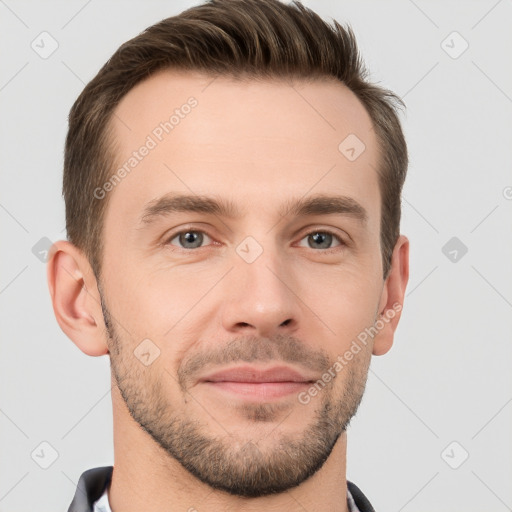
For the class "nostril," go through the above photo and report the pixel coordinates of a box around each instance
[280,319,292,327]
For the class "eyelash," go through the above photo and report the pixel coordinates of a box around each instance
[163,227,347,252]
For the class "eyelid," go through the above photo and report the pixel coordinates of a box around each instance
[163,226,217,250]
[295,224,349,244]
[294,228,348,250]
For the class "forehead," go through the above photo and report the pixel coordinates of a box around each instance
[105,70,380,231]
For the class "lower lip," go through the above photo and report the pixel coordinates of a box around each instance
[203,381,311,400]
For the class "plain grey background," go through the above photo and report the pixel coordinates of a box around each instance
[1,1,511,510]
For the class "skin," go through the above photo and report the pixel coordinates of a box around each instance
[48,70,409,512]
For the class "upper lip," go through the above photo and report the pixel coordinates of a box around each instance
[199,365,316,384]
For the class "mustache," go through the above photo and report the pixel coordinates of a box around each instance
[177,334,331,390]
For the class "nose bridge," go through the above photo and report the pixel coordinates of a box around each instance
[220,235,299,336]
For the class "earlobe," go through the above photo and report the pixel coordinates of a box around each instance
[372,234,409,356]
[47,240,109,356]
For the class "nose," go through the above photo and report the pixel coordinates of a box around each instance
[220,247,300,339]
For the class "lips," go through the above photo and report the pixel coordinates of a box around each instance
[198,365,316,400]
[200,365,315,384]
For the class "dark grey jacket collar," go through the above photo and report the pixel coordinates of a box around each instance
[347,480,376,512]
[68,466,113,512]
[68,466,375,512]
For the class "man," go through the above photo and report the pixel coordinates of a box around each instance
[47,0,409,510]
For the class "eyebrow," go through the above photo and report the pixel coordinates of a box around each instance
[139,192,368,226]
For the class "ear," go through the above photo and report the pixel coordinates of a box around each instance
[47,240,109,356]
[372,234,409,356]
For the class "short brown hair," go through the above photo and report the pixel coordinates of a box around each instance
[64,0,407,280]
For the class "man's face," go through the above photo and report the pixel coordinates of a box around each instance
[100,71,385,496]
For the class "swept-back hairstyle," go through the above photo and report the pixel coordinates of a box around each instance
[64,0,407,280]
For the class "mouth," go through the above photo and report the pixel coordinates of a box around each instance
[198,365,317,401]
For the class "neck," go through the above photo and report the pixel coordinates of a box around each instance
[108,382,349,512]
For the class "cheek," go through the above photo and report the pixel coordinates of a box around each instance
[295,265,380,352]
[105,266,220,374]
[302,261,380,307]
[105,252,202,325]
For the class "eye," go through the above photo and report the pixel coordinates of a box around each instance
[164,228,346,252]
[297,230,345,250]
[166,229,213,249]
